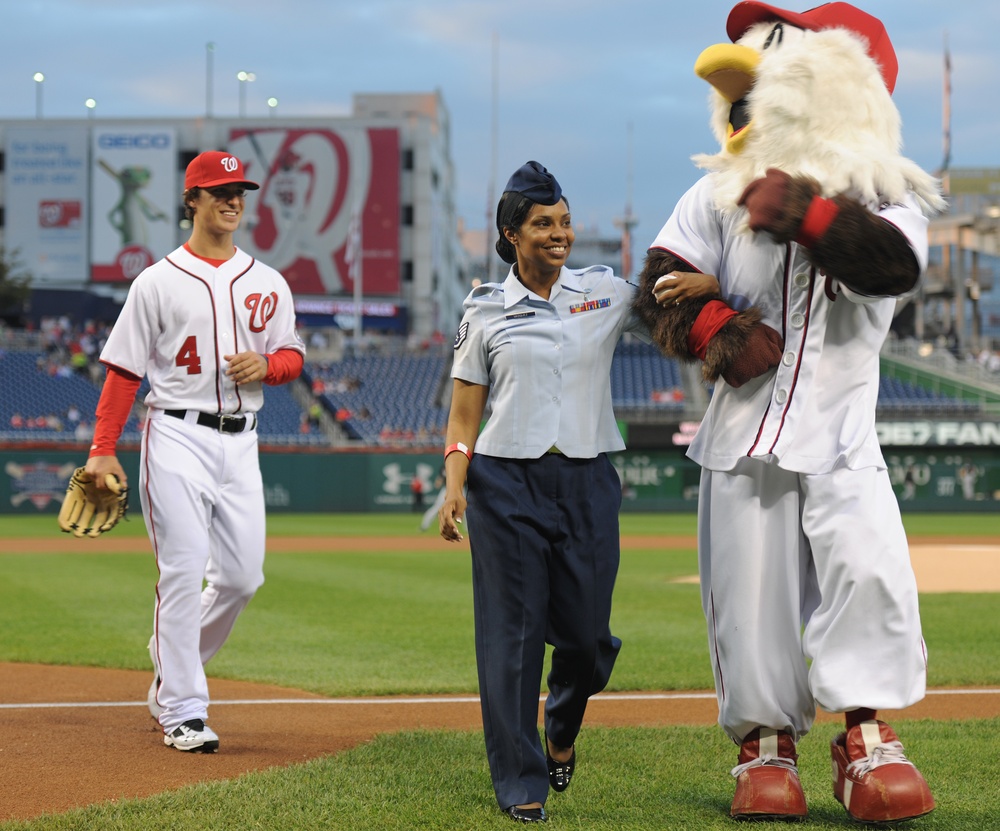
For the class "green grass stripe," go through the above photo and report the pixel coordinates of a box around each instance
[2,720,997,830]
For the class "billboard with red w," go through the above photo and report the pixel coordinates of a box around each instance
[229,127,400,296]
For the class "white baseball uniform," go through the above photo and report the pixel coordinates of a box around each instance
[650,176,929,743]
[100,244,304,732]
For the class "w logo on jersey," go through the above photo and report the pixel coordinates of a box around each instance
[246,292,278,332]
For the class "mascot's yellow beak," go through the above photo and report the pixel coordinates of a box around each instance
[694,43,759,155]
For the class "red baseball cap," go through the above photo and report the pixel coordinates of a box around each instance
[726,2,897,93]
[184,150,260,191]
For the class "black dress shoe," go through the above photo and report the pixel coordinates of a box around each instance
[546,742,576,792]
[504,805,547,823]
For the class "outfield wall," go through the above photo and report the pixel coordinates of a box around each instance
[3,445,997,516]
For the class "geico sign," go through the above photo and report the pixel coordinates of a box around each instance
[97,134,172,149]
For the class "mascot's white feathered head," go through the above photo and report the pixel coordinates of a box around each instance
[693,1,945,218]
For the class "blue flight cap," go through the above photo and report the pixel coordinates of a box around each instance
[503,160,562,205]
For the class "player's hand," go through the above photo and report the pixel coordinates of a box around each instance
[438,494,467,543]
[653,272,720,307]
[224,351,268,385]
[84,455,128,491]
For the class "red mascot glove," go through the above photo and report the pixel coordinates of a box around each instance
[721,323,784,388]
[738,168,796,234]
[739,168,838,247]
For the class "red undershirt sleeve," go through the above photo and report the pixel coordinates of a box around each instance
[263,348,304,385]
[89,366,143,457]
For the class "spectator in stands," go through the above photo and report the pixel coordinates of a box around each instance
[9,413,24,429]
[308,329,329,350]
[436,161,655,823]
[74,419,94,443]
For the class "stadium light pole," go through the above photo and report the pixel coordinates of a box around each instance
[33,72,44,119]
[237,71,255,117]
[206,42,215,118]
[267,97,278,118]
[85,98,97,119]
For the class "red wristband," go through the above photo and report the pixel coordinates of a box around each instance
[445,442,472,461]
[687,300,739,361]
[796,194,840,248]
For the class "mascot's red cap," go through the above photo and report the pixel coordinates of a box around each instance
[726,2,897,93]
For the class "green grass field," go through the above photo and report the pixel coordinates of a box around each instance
[1,513,997,829]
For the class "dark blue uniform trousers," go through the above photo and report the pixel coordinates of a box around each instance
[466,453,623,809]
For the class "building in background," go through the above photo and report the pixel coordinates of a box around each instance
[923,167,1000,353]
[0,91,470,339]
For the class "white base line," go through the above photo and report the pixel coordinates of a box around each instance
[2,689,998,711]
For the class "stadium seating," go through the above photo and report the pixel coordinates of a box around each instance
[303,352,450,445]
[0,350,324,445]
[611,341,686,409]
[1,341,983,447]
[877,376,982,415]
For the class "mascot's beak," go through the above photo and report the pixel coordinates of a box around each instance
[694,43,759,154]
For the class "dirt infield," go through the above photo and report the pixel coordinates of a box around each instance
[1,535,997,822]
[3,666,1000,822]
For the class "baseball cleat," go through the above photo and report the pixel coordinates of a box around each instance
[164,719,220,753]
[730,727,808,820]
[831,720,934,823]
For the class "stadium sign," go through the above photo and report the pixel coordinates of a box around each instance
[876,421,1000,447]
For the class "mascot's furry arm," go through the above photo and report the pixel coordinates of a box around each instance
[738,168,920,296]
[633,250,783,388]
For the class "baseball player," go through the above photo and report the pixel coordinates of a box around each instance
[85,150,305,752]
[631,3,943,823]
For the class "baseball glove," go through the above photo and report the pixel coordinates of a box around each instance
[57,467,128,538]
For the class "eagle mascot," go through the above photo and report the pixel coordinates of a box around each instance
[632,3,944,823]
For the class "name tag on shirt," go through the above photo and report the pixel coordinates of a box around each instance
[505,312,536,320]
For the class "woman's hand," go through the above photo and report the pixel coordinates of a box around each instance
[652,271,720,307]
[438,493,467,542]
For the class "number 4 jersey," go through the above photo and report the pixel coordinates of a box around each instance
[99,245,304,416]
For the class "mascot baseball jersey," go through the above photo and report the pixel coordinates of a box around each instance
[649,180,930,475]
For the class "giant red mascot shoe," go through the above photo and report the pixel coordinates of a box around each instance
[831,720,935,823]
[730,727,808,820]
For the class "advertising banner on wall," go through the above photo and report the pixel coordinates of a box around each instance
[4,127,89,286]
[228,126,400,296]
[90,127,177,282]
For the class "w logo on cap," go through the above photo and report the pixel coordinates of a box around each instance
[184,150,260,190]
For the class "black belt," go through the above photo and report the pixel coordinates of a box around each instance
[164,409,254,433]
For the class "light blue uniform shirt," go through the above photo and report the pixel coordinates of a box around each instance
[451,264,650,459]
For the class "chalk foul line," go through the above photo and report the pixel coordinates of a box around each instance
[3,689,999,711]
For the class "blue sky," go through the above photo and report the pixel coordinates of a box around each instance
[4,1,996,246]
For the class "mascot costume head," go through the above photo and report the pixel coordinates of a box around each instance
[633,2,945,389]
[694,1,944,217]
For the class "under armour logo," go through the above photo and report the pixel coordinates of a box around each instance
[382,463,409,494]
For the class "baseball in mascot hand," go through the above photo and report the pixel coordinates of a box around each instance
[57,467,129,538]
